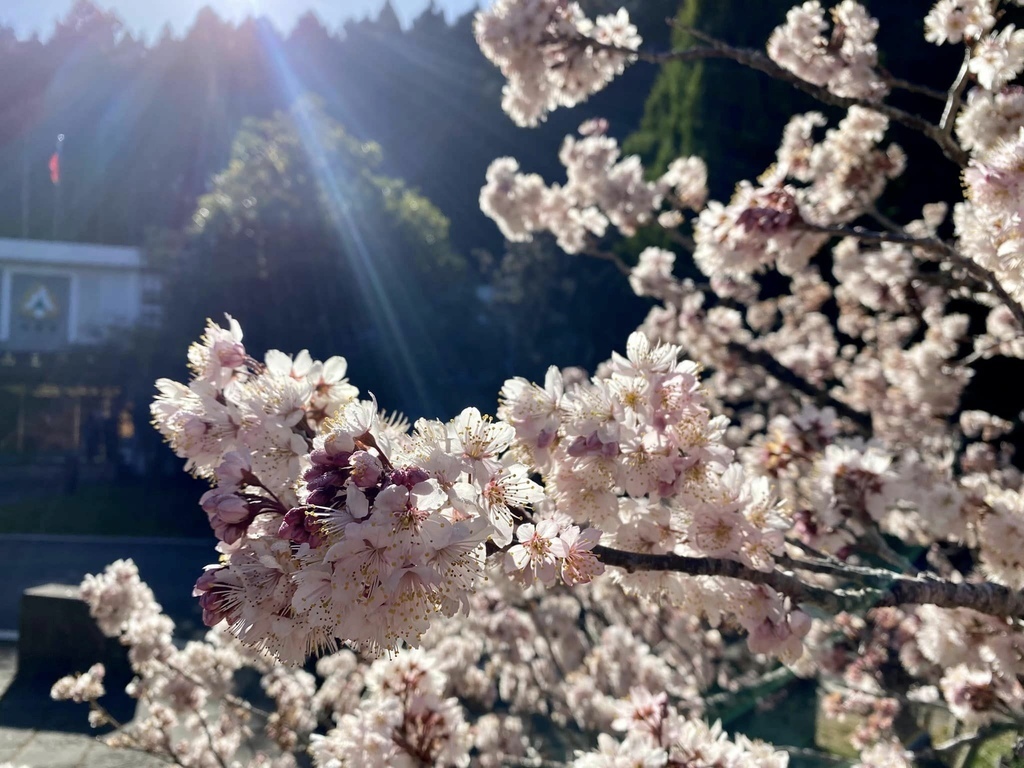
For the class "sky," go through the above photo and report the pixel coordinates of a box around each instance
[1,0,484,41]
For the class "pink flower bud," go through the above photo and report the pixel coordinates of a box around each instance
[200,490,249,524]
[279,508,308,541]
[389,466,429,489]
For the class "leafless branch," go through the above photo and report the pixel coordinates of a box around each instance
[881,71,947,102]
[592,545,1024,619]
[194,707,231,768]
[664,227,695,253]
[800,222,1024,330]
[572,27,969,167]
[940,47,972,136]
[581,244,632,276]
[726,342,873,434]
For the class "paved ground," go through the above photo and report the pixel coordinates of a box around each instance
[0,643,165,768]
[0,534,272,767]
[0,534,218,764]
[0,534,217,637]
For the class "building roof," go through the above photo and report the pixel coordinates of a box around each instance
[0,238,142,270]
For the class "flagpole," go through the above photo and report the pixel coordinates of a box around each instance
[21,136,29,239]
[52,178,60,239]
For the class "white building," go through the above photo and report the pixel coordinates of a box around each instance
[0,238,159,351]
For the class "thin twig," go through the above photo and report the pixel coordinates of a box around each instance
[930,721,1019,754]
[726,342,873,434]
[702,665,795,712]
[882,71,947,102]
[664,227,695,253]
[574,28,969,167]
[823,677,952,714]
[801,222,1024,330]
[194,706,231,768]
[780,745,856,765]
[88,703,179,767]
[865,204,902,233]
[500,759,569,768]
[581,244,632,276]
[940,47,972,136]
[860,527,918,575]
[164,659,274,719]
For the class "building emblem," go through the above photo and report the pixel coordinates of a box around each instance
[20,283,60,321]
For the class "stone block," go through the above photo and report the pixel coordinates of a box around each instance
[17,585,131,683]
[0,584,136,732]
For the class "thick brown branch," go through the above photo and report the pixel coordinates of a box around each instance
[873,576,1024,617]
[593,545,1024,619]
[592,545,865,615]
[776,554,904,587]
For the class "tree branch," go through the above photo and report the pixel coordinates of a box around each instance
[726,342,873,434]
[592,544,869,614]
[592,545,1024,619]
[585,28,969,167]
[581,244,632,276]
[702,665,795,715]
[881,71,947,102]
[940,47,972,136]
[800,223,1024,330]
[924,720,1019,757]
[776,554,905,588]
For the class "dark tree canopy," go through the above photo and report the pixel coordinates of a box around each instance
[164,99,479,419]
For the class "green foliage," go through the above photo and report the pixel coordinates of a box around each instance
[0,0,682,418]
[162,99,477,418]
[972,730,1024,767]
[622,1,704,175]
[624,0,970,212]
[374,176,462,273]
[625,0,821,197]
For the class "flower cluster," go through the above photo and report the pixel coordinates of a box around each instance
[51,664,106,704]
[924,0,997,45]
[472,0,1024,762]
[767,1,888,100]
[958,128,1024,305]
[152,316,356,498]
[60,560,770,767]
[475,0,640,127]
[480,124,702,254]
[500,332,811,660]
[310,650,472,767]
[155,317,610,662]
[59,560,285,765]
[572,709,789,767]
